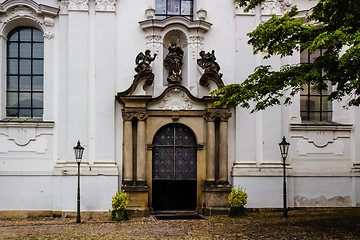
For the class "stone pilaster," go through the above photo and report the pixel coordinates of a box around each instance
[136,112,148,182]
[219,112,231,183]
[122,112,135,182]
[204,112,217,182]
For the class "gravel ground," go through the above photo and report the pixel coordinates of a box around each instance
[1,208,359,239]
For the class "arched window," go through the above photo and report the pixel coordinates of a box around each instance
[155,0,194,20]
[6,27,44,118]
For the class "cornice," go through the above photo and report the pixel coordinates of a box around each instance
[139,16,212,32]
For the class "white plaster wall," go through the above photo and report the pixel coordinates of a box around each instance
[0,0,359,212]
[234,176,356,208]
[0,176,117,211]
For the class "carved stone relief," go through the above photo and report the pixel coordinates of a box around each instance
[235,0,292,15]
[95,0,116,12]
[59,0,69,14]
[189,36,204,59]
[68,0,89,11]
[297,139,344,156]
[1,5,57,39]
[146,35,162,55]
[8,128,36,146]
[158,88,193,111]
[0,129,48,154]
[261,0,292,15]
[234,1,255,15]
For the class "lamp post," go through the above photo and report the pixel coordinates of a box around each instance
[279,136,290,217]
[74,140,84,223]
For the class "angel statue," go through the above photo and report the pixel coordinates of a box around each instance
[135,49,157,74]
[197,50,223,78]
[164,42,184,84]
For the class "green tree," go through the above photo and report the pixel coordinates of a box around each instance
[211,0,360,112]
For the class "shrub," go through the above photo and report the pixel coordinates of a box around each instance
[110,191,129,221]
[228,187,248,207]
[228,187,248,218]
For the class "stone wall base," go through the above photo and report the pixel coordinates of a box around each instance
[202,180,231,216]
[0,210,111,219]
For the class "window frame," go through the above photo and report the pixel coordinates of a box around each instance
[300,49,333,122]
[155,0,194,21]
[6,26,44,118]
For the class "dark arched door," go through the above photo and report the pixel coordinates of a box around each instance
[152,123,197,210]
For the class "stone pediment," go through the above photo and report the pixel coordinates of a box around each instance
[116,84,215,110]
[149,85,205,110]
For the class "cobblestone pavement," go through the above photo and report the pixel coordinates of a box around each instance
[1,208,359,239]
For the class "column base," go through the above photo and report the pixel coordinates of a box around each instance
[122,181,149,217]
[202,180,231,216]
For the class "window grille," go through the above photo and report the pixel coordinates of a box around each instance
[155,0,194,20]
[6,27,44,118]
[300,49,332,122]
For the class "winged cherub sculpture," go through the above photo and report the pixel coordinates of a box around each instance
[135,49,157,74]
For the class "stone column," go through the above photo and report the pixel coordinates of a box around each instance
[122,112,134,182]
[136,112,148,182]
[219,112,232,183]
[204,112,216,181]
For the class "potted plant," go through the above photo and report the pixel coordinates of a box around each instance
[228,187,248,218]
[110,190,129,221]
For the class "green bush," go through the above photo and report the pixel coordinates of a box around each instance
[110,191,129,221]
[228,187,248,218]
[228,187,248,207]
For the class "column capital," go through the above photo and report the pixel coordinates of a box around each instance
[219,112,232,122]
[204,112,217,122]
[122,112,136,121]
[136,111,149,121]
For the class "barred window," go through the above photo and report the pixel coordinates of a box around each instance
[300,49,332,122]
[6,27,44,118]
[155,0,194,20]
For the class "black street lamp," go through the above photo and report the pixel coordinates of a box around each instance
[279,136,290,217]
[74,140,85,223]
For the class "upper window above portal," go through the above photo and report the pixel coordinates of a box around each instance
[155,0,194,20]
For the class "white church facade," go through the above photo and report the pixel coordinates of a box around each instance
[0,0,359,217]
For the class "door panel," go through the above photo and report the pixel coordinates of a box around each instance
[152,123,197,210]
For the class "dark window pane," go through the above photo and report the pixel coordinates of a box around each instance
[19,93,31,108]
[19,59,31,74]
[7,27,44,118]
[322,112,332,122]
[19,109,31,117]
[300,96,308,111]
[33,60,43,74]
[167,0,180,14]
[8,59,18,74]
[19,28,32,41]
[322,98,331,111]
[6,92,18,107]
[8,31,18,41]
[300,112,308,121]
[155,0,166,14]
[7,76,18,91]
[309,96,320,111]
[32,29,43,42]
[33,76,43,91]
[309,112,320,121]
[20,43,32,58]
[33,93,43,108]
[33,43,44,58]
[20,76,31,91]
[181,0,191,15]
[8,42,18,57]
[33,109,43,117]
[7,109,18,117]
